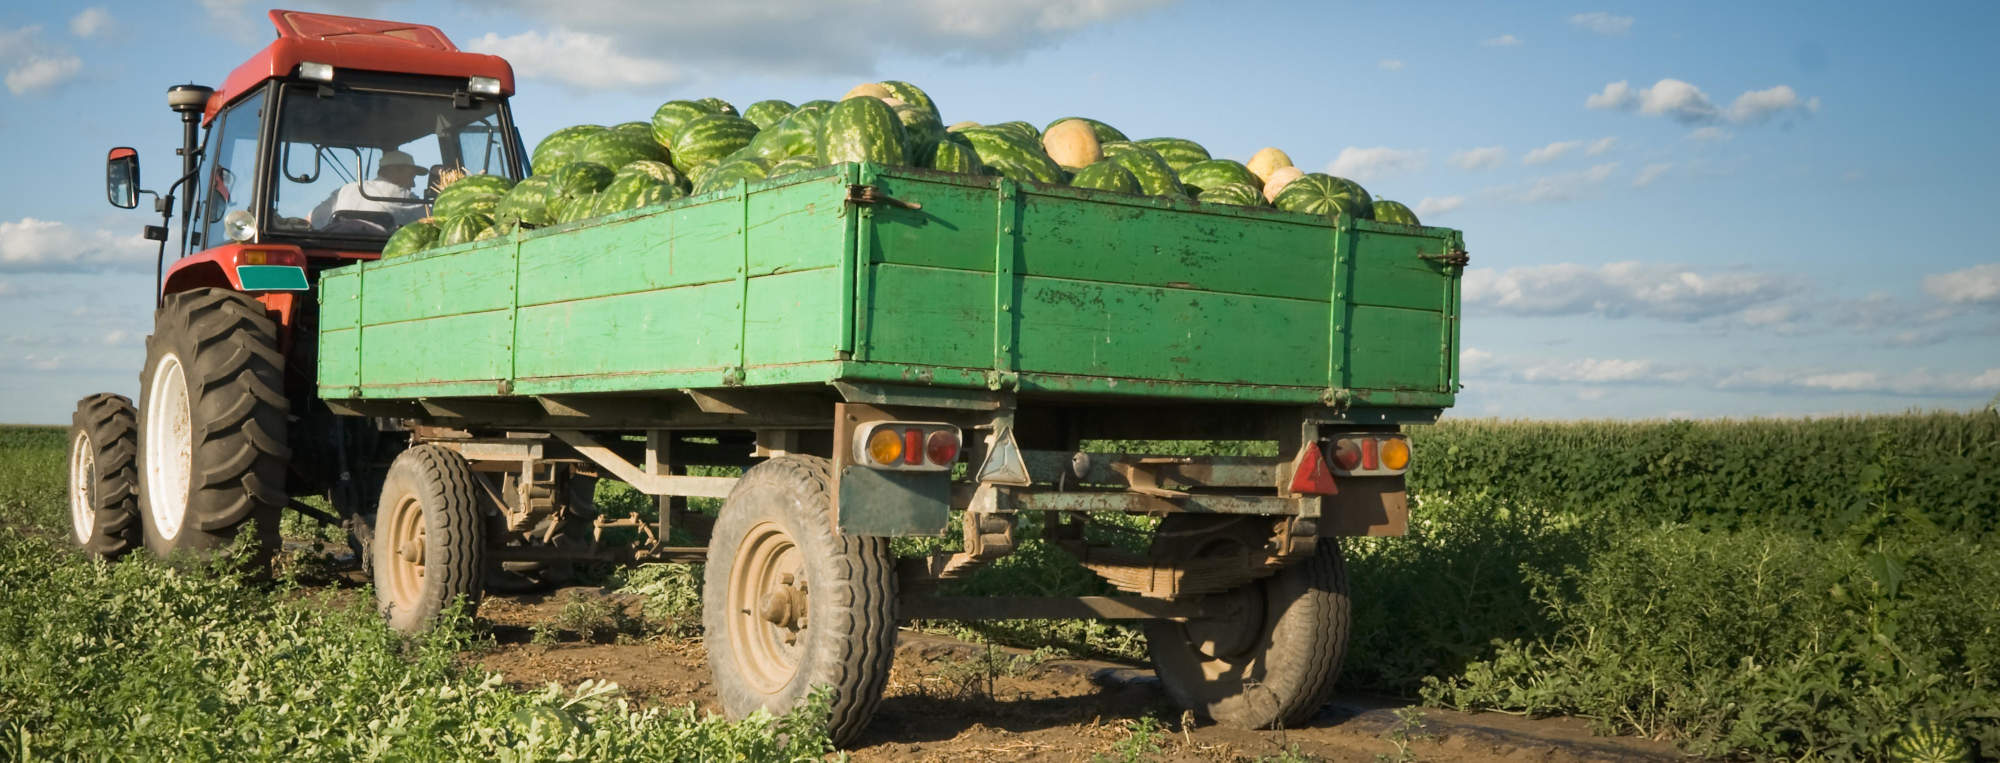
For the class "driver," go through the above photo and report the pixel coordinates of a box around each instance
[309,149,429,232]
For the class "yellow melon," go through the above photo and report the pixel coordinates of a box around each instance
[1042,119,1103,169]
[1262,166,1305,202]
[1247,147,1295,183]
[843,82,895,101]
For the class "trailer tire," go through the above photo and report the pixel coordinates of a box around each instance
[704,455,895,747]
[1145,517,1350,729]
[374,445,486,633]
[68,393,140,560]
[137,288,288,561]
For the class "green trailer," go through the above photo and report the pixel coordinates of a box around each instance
[317,162,1466,740]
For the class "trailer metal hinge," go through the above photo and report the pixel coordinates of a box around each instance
[846,184,921,210]
[1420,249,1471,268]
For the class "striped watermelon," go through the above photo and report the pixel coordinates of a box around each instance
[694,157,772,195]
[381,219,438,258]
[1888,721,1974,763]
[989,121,1040,143]
[1134,138,1210,173]
[612,121,653,139]
[544,162,615,222]
[893,102,944,165]
[531,125,605,173]
[554,193,600,224]
[1101,142,1186,197]
[817,96,906,167]
[1197,182,1264,207]
[1043,117,1128,144]
[1069,160,1140,194]
[1272,173,1374,218]
[594,167,682,216]
[649,100,717,148]
[430,174,512,219]
[616,159,688,193]
[671,114,761,179]
[876,81,940,122]
[493,176,556,228]
[695,97,737,116]
[768,153,821,178]
[577,129,669,170]
[437,213,493,246]
[746,100,831,161]
[960,129,1064,184]
[1372,200,1420,225]
[474,223,505,241]
[925,137,985,175]
[1178,159,1262,196]
[743,99,797,130]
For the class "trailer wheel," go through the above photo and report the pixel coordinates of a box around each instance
[374,445,486,633]
[704,455,895,746]
[1144,516,1351,729]
[68,393,140,560]
[137,288,288,560]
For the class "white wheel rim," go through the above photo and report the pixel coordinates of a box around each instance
[70,430,96,544]
[145,353,193,540]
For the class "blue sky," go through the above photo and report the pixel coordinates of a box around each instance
[2,1,1996,424]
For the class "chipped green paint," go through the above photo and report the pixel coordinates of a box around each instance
[317,163,1462,414]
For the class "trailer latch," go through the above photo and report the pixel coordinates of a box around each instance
[846,184,922,210]
[1419,249,1471,268]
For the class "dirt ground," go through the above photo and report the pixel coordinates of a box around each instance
[471,587,1688,762]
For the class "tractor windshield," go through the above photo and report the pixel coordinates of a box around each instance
[266,78,518,242]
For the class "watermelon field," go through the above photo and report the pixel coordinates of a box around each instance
[3,411,1995,760]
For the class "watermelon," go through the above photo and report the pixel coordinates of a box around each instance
[1069,160,1140,194]
[380,220,438,258]
[960,129,1064,184]
[746,100,831,161]
[945,121,981,133]
[1888,720,1974,763]
[1042,119,1103,169]
[1372,200,1420,226]
[554,193,600,224]
[693,157,771,195]
[430,174,512,219]
[817,96,907,167]
[743,99,797,130]
[1043,117,1127,144]
[594,169,681,216]
[576,129,669,170]
[1272,173,1374,218]
[1100,142,1186,197]
[615,159,688,194]
[530,125,605,173]
[474,223,503,241]
[924,137,985,175]
[893,102,945,165]
[876,81,940,123]
[694,97,737,116]
[1134,138,1210,173]
[436,213,492,246]
[493,176,556,228]
[767,154,821,178]
[612,121,653,139]
[649,100,717,148]
[1178,159,1262,196]
[843,83,895,102]
[1197,182,1264,208]
[544,162,615,222]
[989,121,1040,143]
[671,114,761,178]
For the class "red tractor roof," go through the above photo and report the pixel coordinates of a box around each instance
[205,9,515,123]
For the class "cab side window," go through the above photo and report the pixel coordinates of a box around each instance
[198,91,266,249]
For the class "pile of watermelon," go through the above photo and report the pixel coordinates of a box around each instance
[382,81,1422,259]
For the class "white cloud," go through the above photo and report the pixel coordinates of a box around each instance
[1378,59,1404,71]
[1588,78,1818,127]
[1924,263,2000,306]
[1568,11,1633,36]
[1522,140,1583,165]
[0,26,82,95]
[1718,367,2000,397]
[1470,350,2000,400]
[1584,136,1617,156]
[1632,162,1671,187]
[1415,196,1464,218]
[1450,147,1506,171]
[1459,347,1493,373]
[1584,80,1635,110]
[1727,85,1820,125]
[1327,147,1426,182]
[1498,162,1620,203]
[1462,261,1799,321]
[1689,126,1732,142]
[467,29,679,90]
[0,218,155,272]
[69,8,111,38]
[1482,34,1522,47]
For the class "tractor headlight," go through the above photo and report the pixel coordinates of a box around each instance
[223,210,257,243]
[468,76,501,96]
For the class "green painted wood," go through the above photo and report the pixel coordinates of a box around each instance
[359,310,513,388]
[361,243,515,325]
[1347,305,1447,391]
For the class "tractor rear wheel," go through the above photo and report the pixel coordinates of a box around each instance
[68,393,140,560]
[703,455,896,746]
[136,288,288,561]
[1144,515,1351,728]
[373,444,486,633]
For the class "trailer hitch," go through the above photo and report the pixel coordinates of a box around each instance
[846,184,922,210]
[1419,249,1471,268]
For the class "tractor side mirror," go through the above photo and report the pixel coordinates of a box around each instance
[106,147,140,209]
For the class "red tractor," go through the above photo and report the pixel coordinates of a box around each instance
[71,10,524,562]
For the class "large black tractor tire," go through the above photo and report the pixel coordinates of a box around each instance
[373,444,486,633]
[1144,516,1352,729]
[67,393,140,560]
[136,288,289,561]
[703,455,897,747]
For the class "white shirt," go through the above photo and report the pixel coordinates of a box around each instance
[309,178,427,230]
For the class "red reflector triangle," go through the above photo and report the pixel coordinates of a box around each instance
[1290,442,1340,495]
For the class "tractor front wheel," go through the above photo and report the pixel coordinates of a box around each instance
[68,393,140,559]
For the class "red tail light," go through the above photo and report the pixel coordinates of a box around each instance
[1332,439,1363,471]
[1360,438,1379,470]
[925,430,960,465]
[1289,442,1340,495]
[903,428,923,465]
